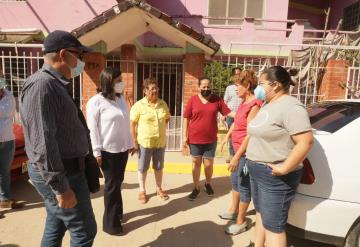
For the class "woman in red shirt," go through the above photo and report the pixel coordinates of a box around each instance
[183,77,231,200]
[219,70,262,235]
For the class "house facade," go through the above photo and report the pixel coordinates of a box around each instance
[1,0,359,150]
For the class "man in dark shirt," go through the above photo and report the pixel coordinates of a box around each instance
[20,30,97,246]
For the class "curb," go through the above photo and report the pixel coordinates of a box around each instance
[126,161,230,176]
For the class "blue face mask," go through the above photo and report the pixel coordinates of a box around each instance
[254,85,266,100]
[0,77,6,89]
[67,52,85,78]
[70,58,85,78]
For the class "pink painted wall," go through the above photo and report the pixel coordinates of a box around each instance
[0,0,306,54]
[0,0,117,33]
[288,6,326,30]
[146,0,304,54]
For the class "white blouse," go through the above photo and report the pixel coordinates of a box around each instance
[0,89,16,142]
[86,93,134,157]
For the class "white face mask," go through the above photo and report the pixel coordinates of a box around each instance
[114,82,125,93]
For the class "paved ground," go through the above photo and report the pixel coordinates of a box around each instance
[0,170,335,247]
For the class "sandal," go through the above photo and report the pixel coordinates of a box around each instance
[138,192,147,204]
[157,189,169,201]
[225,221,249,235]
[218,211,238,220]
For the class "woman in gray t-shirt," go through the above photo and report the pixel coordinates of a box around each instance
[246,66,313,247]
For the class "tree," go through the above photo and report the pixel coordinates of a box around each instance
[204,61,233,97]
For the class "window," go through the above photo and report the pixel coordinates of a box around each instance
[343,1,360,31]
[208,0,263,25]
[308,102,360,133]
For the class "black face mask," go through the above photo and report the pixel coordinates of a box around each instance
[200,89,212,97]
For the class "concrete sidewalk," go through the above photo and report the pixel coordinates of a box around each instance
[0,172,255,247]
[127,151,230,176]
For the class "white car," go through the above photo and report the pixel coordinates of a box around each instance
[287,100,360,247]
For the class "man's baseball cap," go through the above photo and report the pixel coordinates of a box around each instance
[43,30,92,54]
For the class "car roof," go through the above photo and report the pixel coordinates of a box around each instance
[307,100,360,108]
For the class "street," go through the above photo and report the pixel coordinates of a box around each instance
[0,172,336,247]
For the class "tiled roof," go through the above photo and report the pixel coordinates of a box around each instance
[71,0,220,54]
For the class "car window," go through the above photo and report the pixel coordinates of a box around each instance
[307,102,360,133]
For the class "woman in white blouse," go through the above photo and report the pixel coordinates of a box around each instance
[86,67,133,235]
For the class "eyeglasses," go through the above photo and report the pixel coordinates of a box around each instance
[66,50,84,61]
[258,81,274,86]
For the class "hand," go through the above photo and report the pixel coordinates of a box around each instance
[131,143,139,156]
[56,189,77,209]
[227,156,239,172]
[221,116,228,129]
[266,164,289,176]
[182,140,190,156]
[220,139,227,152]
[95,156,102,167]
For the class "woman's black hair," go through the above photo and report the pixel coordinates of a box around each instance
[98,67,121,99]
[198,76,211,86]
[231,67,242,75]
[261,66,294,92]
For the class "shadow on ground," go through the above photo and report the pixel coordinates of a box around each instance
[123,176,231,233]
[139,221,235,247]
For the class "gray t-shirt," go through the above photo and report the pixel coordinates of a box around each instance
[246,95,312,164]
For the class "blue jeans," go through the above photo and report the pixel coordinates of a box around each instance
[28,163,97,247]
[226,117,235,156]
[0,140,15,200]
[247,159,303,233]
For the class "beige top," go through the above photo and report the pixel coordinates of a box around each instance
[246,95,312,164]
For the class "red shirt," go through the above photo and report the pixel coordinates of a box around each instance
[232,99,263,151]
[184,94,231,144]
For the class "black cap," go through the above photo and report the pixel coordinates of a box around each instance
[43,30,92,54]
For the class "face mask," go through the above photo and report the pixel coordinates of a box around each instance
[67,52,85,78]
[114,82,125,93]
[0,77,6,89]
[200,89,212,97]
[254,85,266,101]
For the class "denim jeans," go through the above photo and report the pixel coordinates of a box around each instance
[0,140,15,200]
[237,157,251,203]
[226,117,235,156]
[230,157,251,202]
[247,159,303,233]
[28,163,97,247]
[189,142,217,159]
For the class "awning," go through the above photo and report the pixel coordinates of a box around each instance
[0,29,44,43]
[71,0,220,56]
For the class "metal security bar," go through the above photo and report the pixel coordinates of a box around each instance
[208,54,348,105]
[106,57,184,151]
[346,66,360,99]
[137,61,184,151]
[0,46,83,123]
